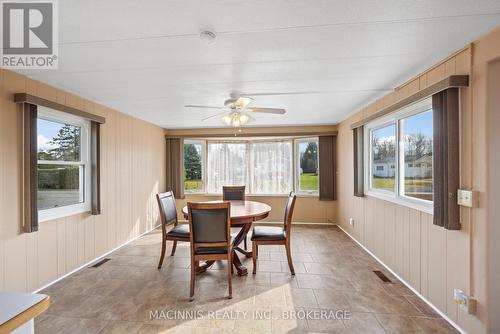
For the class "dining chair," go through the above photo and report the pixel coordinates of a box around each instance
[251,192,297,275]
[156,191,189,269]
[187,201,233,301]
[222,185,246,200]
[222,185,248,249]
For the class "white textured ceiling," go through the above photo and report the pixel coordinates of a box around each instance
[19,0,500,128]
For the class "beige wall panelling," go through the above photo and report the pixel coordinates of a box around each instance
[336,28,500,334]
[486,56,500,334]
[25,232,38,292]
[394,205,406,279]
[384,201,397,271]
[0,69,5,291]
[2,70,27,292]
[0,70,166,293]
[106,109,118,250]
[37,220,58,288]
[56,218,67,277]
[427,214,447,312]
[93,105,109,258]
[65,214,79,273]
[420,212,429,298]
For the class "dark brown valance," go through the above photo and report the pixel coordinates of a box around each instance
[353,126,364,197]
[350,75,469,129]
[166,137,185,199]
[15,93,106,124]
[433,88,460,230]
[318,135,336,201]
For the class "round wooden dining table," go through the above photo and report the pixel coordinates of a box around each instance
[182,200,271,276]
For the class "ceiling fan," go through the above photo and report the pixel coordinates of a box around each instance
[185,95,286,127]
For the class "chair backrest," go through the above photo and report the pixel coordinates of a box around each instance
[222,186,245,201]
[156,191,178,228]
[188,202,231,251]
[284,192,297,235]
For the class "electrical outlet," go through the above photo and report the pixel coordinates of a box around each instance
[457,189,476,208]
[349,218,355,226]
[454,289,477,314]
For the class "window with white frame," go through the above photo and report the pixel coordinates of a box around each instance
[184,140,205,193]
[250,141,293,194]
[296,138,319,194]
[365,98,433,210]
[206,142,248,194]
[37,107,91,222]
[182,138,318,195]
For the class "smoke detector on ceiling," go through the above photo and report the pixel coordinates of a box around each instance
[200,30,216,44]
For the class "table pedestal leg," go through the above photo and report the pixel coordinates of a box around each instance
[232,222,253,276]
[195,260,215,274]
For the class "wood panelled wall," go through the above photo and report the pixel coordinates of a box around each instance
[0,69,166,292]
[337,27,500,334]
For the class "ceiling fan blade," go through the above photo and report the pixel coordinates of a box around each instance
[185,105,224,110]
[247,108,286,115]
[234,97,253,109]
[201,111,228,122]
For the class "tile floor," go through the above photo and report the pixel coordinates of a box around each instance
[35,225,458,334]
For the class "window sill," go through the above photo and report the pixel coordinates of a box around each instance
[38,206,91,223]
[365,191,433,215]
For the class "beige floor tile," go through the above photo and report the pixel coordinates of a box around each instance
[342,312,385,334]
[375,314,422,333]
[36,226,457,334]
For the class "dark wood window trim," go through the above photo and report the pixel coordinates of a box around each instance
[90,121,101,215]
[23,103,38,233]
[353,126,364,197]
[318,135,337,201]
[433,88,461,230]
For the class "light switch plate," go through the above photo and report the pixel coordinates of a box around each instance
[457,189,476,208]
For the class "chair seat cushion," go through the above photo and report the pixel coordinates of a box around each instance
[251,226,285,241]
[195,246,228,255]
[195,237,234,255]
[167,224,189,238]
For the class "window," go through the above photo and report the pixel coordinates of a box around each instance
[365,98,433,211]
[250,141,293,194]
[370,123,396,193]
[296,138,319,194]
[183,140,204,193]
[400,110,433,202]
[37,107,91,221]
[207,142,248,193]
[182,137,319,195]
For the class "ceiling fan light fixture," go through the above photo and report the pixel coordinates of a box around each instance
[239,114,249,125]
[223,114,232,125]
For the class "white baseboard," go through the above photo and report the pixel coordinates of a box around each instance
[336,224,467,334]
[33,224,161,294]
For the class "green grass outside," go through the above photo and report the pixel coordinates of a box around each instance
[299,173,318,190]
[185,175,319,192]
[185,179,202,191]
[372,178,432,190]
